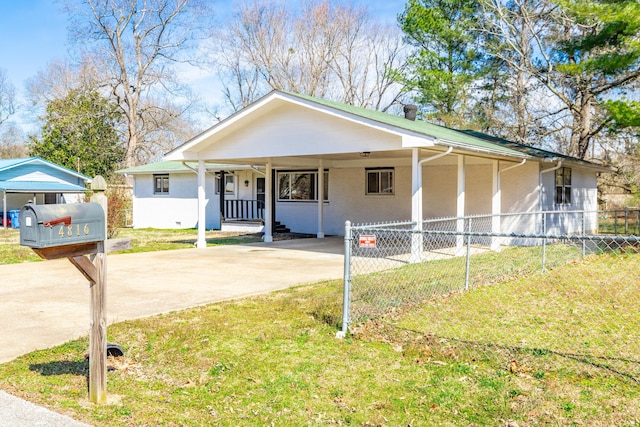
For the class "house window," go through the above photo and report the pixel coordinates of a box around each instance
[366,168,394,195]
[555,167,571,205]
[277,171,329,201]
[44,193,57,204]
[154,174,169,194]
[215,174,236,195]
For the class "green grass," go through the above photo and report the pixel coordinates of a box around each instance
[598,217,640,235]
[0,228,263,263]
[349,244,585,323]
[0,252,638,426]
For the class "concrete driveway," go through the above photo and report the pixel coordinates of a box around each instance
[0,237,345,363]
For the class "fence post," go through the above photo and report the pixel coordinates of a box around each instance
[625,208,629,235]
[464,218,472,291]
[542,212,547,271]
[581,211,586,258]
[338,221,352,338]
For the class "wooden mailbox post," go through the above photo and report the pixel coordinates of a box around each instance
[18,200,128,404]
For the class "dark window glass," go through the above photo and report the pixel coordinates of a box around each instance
[366,169,394,195]
[154,174,169,194]
[554,167,571,205]
[278,171,328,201]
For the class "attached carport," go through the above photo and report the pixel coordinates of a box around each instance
[163,91,607,249]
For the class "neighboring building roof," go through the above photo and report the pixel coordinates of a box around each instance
[0,181,88,193]
[0,157,91,181]
[118,161,254,175]
[0,157,91,193]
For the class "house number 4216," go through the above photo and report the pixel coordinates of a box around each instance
[58,224,90,237]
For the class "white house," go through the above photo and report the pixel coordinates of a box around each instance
[0,157,90,228]
[120,91,609,248]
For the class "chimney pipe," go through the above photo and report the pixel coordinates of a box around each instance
[404,104,417,121]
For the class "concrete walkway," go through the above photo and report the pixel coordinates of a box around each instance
[0,237,345,425]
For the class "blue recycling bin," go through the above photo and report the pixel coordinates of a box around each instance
[9,210,20,229]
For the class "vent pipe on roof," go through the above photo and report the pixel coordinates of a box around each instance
[404,104,418,121]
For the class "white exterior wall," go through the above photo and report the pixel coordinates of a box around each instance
[540,165,599,234]
[276,166,413,235]
[423,165,457,218]
[132,173,218,229]
[495,161,540,238]
[130,170,267,230]
[129,160,601,236]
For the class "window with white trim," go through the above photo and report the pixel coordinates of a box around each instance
[154,174,169,194]
[215,174,236,195]
[277,171,328,201]
[366,168,394,195]
[555,167,572,205]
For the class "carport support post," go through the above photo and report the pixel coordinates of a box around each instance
[456,155,466,256]
[197,160,207,248]
[317,161,325,238]
[410,148,423,263]
[263,160,273,242]
[491,161,501,251]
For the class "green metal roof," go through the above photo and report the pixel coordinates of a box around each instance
[118,161,246,174]
[118,161,195,174]
[283,92,531,158]
[282,91,610,167]
[163,90,610,170]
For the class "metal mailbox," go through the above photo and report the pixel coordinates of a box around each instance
[19,203,106,249]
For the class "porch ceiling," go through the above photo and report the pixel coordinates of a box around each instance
[196,147,519,170]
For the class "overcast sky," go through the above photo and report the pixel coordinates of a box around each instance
[0,0,404,131]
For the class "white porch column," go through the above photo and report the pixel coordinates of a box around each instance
[410,148,423,263]
[491,160,501,251]
[264,159,273,243]
[317,161,325,238]
[456,155,466,256]
[196,160,207,249]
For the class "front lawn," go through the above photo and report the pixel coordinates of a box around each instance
[0,253,637,426]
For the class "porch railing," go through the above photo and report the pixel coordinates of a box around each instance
[224,199,265,221]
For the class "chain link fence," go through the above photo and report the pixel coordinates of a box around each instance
[340,210,640,381]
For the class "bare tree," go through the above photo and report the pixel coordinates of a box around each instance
[0,122,27,158]
[478,0,554,144]
[65,0,213,167]
[0,69,16,126]
[483,0,640,159]
[213,0,407,112]
[25,57,102,117]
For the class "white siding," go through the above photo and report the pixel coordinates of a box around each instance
[132,173,219,229]
[198,103,406,160]
[276,166,412,235]
[540,165,599,234]
[129,160,601,237]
